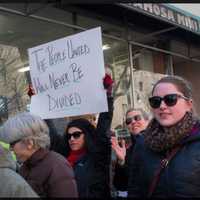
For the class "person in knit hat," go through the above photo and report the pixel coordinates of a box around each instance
[0,112,78,198]
[58,73,114,198]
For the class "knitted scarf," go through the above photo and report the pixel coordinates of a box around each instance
[144,112,197,152]
[67,148,86,167]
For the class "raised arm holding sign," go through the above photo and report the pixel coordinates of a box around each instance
[28,27,108,119]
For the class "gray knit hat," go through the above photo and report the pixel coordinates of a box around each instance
[0,112,50,148]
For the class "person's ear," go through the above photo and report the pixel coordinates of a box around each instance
[144,120,149,128]
[186,99,193,112]
[26,139,34,150]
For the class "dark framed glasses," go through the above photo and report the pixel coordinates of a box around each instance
[125,115,142,125]
[149,93,189,109]
[66,131,83,140]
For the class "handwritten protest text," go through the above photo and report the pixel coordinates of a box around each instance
[48,92,81,111]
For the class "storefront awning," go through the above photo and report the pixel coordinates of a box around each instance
[118,3,200,36]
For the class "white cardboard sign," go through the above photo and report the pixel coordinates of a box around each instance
[28,27,108,119]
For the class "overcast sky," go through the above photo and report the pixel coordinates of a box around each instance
[170,4,200,17]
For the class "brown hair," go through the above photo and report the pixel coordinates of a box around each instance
[151,75,196,115]
[152,75,192,99]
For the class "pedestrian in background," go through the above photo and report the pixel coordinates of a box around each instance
[128,75,200,198]
[58,73,114,198]
[112,108,150,197]
[0,112,78,198]
[0,143,38,197]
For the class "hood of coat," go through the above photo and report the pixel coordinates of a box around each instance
[0,144,16,171]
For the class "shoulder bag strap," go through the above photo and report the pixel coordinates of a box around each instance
[147,145,182,198]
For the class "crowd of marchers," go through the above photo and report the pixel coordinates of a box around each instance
[1,74,200,198]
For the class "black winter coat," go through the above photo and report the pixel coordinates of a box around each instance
[58,96,114,198]
[128,122,200,198]
[113,134,136,191]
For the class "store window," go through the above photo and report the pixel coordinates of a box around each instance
[102,37,131,128]
[77,13,126,39]
[76,12,133,128]
[0,4,132,131]
[0,8,75,123]
[131,45,167,114]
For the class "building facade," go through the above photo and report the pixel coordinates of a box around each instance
[0,3,200,130]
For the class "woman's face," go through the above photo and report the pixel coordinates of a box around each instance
[67,127,85,151]
[151,83,192,127]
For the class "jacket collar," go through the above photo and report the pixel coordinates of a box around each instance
[130,130,144,143]
[181,121,200,145]
[74,154,88,167]
[24,148,49,167]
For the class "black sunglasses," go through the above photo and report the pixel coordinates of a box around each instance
[149,93,189,109]
[66,131,83,140]
[125,115,142,125]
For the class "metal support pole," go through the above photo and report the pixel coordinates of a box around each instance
[169,55,174,75]
[128,42,135,108]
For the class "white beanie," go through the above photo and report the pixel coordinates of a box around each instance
[0,112,50,148]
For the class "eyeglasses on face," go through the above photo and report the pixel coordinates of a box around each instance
[125,115,142,125]
[66,131,83,140]
[149,93,189,109]
[10,139,21,148]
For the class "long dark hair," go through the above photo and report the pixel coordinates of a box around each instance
[59,118,97,157]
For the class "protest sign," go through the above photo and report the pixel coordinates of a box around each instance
[29,27,108,119]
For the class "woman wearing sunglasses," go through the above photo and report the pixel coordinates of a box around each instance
[128,75,200,198]
[58,73,114,198]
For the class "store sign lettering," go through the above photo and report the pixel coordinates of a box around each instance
[123,3,200,33]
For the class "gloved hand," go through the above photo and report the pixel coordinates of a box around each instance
[103,73,113,96]
[27,84,35,98]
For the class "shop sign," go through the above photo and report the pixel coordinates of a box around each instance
[120,3,200,34]
[28,27,108,119]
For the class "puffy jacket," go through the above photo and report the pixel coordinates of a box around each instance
[0,144,38,197]
[128,122,200,198]
[19,148,78,198]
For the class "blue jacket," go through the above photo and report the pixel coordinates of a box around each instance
[128,122,200,198]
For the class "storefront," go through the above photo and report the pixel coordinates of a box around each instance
[0,3,200,130]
